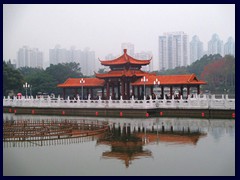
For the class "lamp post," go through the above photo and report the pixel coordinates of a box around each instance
[23,82,30,98]
[80,78,85,100]
[153,78,160,98]
[141,76,148,98]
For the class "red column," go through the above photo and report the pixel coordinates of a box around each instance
[132,86,135,98]
[187,86,190,97]
[90,88,93,99]
[121,79,125,99]
[102,87,104,99]
[170,86,173,98]
[75,88,78,97]
[150,86,153,95]
[106,81,110,99]
[197,85,200,94]
[87,88,89,98]
[117,82,120,99]
[126,81,130,99]
[112,84,115,99]
[137,86,140,100]
[161,86,164,99]
[180,86,183,97]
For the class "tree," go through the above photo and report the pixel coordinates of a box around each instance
[3,61,24,96]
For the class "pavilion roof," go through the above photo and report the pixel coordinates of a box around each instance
[57,78,105,88]
[95,69,151,79]
[131,74,207,86]
[99,49,151,66]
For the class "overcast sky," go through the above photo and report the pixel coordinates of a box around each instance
[3,4,235,69]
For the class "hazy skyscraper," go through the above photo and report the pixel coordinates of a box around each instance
[190,35,203,64]
[159,31,189,70]
[49,45,68,65]
[208,34,224,56]
[80,48,95,76]
[224,37,235,57]
[121,43,135,57]
[134,51,153,72]
[17,46,43,68]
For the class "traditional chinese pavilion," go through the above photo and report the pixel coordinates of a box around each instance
[58,49,206,100]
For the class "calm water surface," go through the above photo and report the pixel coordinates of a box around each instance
[3,113,235,176]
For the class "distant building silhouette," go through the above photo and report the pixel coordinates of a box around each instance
[224,37,235,57]
[17,46,43,69]
[158,31,189,70]
[190,35,204,64]
[49,45,95,76]
[207,34,224,56]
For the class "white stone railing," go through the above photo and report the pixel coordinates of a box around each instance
[3,94,235,110]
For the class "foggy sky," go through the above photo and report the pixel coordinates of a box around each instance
[3,4,235,70]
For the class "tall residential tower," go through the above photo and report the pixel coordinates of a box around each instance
[158,31,189,70]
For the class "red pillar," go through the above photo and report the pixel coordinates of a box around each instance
[161,86,164,99]
[180,86,183,97]
[126,81,130,99]
[106,81,110,99]
[187,86,190,97]
[137,86,140,100]
[197,85,200,94]
[170,86,173,98]
[87,88,89,98]
[102,87,104,99]
[121,79,125,99]
[132,86,135,98]
[150,86,153,95]
[90,88,93,99]
[75,88,78,97]
[117,82,120,99]
[112,84,115,99]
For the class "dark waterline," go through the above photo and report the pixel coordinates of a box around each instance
[3,113,235,176]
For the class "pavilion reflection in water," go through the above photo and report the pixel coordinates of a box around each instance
[3,114,235,168]
[97,121,207,167]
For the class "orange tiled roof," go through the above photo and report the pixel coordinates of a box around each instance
[57,78,105,88]
[131,74,207,86]
[95,70,152,78]
[99,49,151,66]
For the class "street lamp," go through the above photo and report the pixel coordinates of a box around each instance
[141,76,148,98]
[23,82,30,98]
[154,78,160,86]
[80,78,85,100]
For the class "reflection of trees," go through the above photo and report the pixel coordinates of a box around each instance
[208,120,235,141]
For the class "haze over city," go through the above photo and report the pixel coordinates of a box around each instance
[3,4,235,70]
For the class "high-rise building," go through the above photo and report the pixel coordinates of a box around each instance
[190,35,204,64]
[17,46,43,69]
[80,48,96,76]
[134,51,153,72]
[224,37,235,57]
[49,45,96,76]
[49,45,68,65]
[121,43,135,57]
[158,31,189,70]
[208,34,224,56]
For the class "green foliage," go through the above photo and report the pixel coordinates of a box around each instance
[3,61,24,96]
[46,62,82,84]
[155,54,235,94]
[3,62,83,97]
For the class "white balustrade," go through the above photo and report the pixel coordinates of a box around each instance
[3,94,235,110]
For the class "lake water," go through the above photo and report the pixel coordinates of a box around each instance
[3,113,235,176]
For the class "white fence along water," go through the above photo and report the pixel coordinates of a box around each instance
[3,94,235,110]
